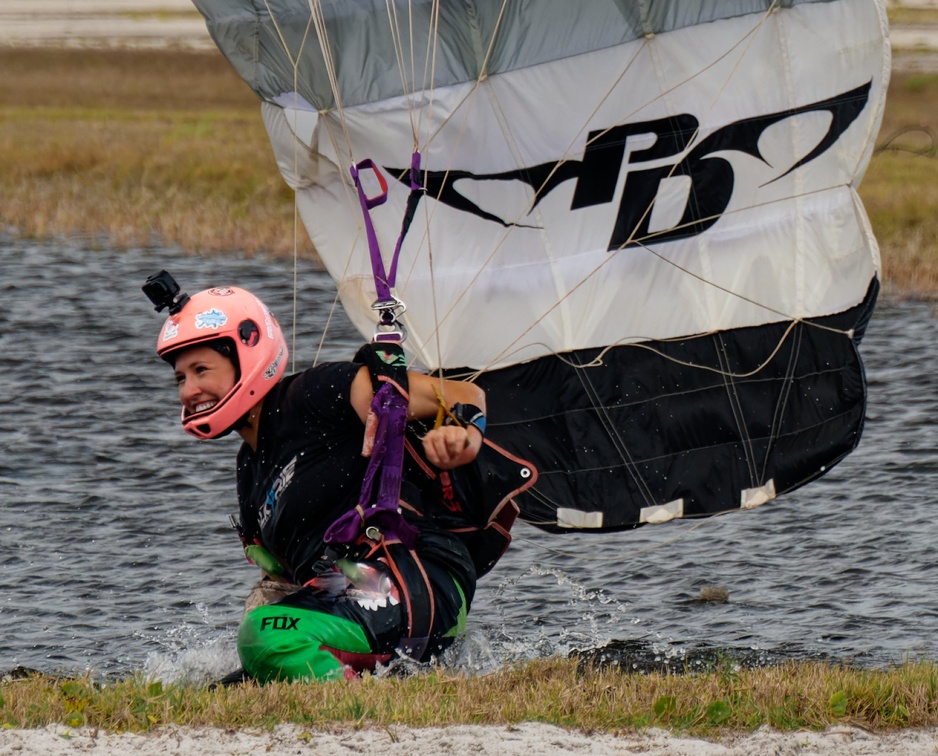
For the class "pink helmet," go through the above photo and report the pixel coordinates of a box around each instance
[156,286,288,439]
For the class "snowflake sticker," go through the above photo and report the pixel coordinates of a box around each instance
[195,308,228,330]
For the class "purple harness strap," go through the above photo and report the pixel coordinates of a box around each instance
[348,151,422,303]
[324,155,425,551]
[324,378,417,549]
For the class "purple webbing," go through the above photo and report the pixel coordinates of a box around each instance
[349,151,421,304]
[323,381,417,549]
[350,159,392,303]
[387,151,422,288]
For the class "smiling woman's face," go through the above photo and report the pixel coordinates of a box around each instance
[173,344,237,416]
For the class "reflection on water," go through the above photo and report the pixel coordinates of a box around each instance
[1,236,937,681]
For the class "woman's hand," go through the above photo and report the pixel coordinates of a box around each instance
[422,424,482,469]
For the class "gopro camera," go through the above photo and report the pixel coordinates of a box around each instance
[142,270,190,315]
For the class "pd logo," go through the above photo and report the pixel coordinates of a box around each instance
[389,82,871,251]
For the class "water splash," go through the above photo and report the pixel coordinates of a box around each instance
[139,603,240,685]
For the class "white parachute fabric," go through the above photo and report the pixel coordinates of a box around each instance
[192,0,888,374]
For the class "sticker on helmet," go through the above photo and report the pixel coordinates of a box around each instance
[162,320,179,341]
[208,287,235,296]
[195,308,228,330]
[264,345,285,380]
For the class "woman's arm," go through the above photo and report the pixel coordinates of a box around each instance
[349,366,485,470]
[409,371,485,469]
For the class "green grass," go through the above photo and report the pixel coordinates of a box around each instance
[0,47,312,255]
[5,658,938,736]
[887,6,938,29]
[864,72,938,298]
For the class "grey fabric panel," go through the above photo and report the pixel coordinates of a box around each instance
[192,0,834,108]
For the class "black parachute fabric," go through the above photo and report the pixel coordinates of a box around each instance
[475,281,877,532]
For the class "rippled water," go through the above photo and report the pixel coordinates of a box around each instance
[2,236,937,681]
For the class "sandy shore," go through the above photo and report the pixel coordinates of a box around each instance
[3,723,938,756]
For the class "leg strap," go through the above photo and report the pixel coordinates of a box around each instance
[380,541,434,660]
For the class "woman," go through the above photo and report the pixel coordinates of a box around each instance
[152,280,500,683]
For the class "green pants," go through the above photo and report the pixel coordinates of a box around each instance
[238,560,468,683]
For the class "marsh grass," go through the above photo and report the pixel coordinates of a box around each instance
[887,6,938,28]
[1,48,937,294]
[865,73,938,299]
[3,658,938,736]
[0,47,312,256]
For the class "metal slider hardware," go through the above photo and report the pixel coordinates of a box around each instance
[371,296,407,342]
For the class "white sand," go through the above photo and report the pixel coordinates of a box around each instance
[2,723,938,756]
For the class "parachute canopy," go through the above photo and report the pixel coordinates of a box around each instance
[192,0,889,532]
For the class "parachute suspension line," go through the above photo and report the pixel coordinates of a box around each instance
[570,352,659,510]
[290,30,308,374]
[307,0,353,151]
[758,321,803,485]
[423,0,443,141]
[381,0,448,382]
[512,488,569,529]
[287,18,311,374]
[566,321,801,380]
[418,0,448,388]
[263,0,316,372]
[714,335,760,486]
[300,2,442,350]
[382,0,441,143]
[383,0,417,137]
[386,0,510,381]
[391,0,576,370]
[621,186,854,250]
[633,239,854,340]
[311,289,346,368]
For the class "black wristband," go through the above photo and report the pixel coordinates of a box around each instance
[448,403,486,436]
